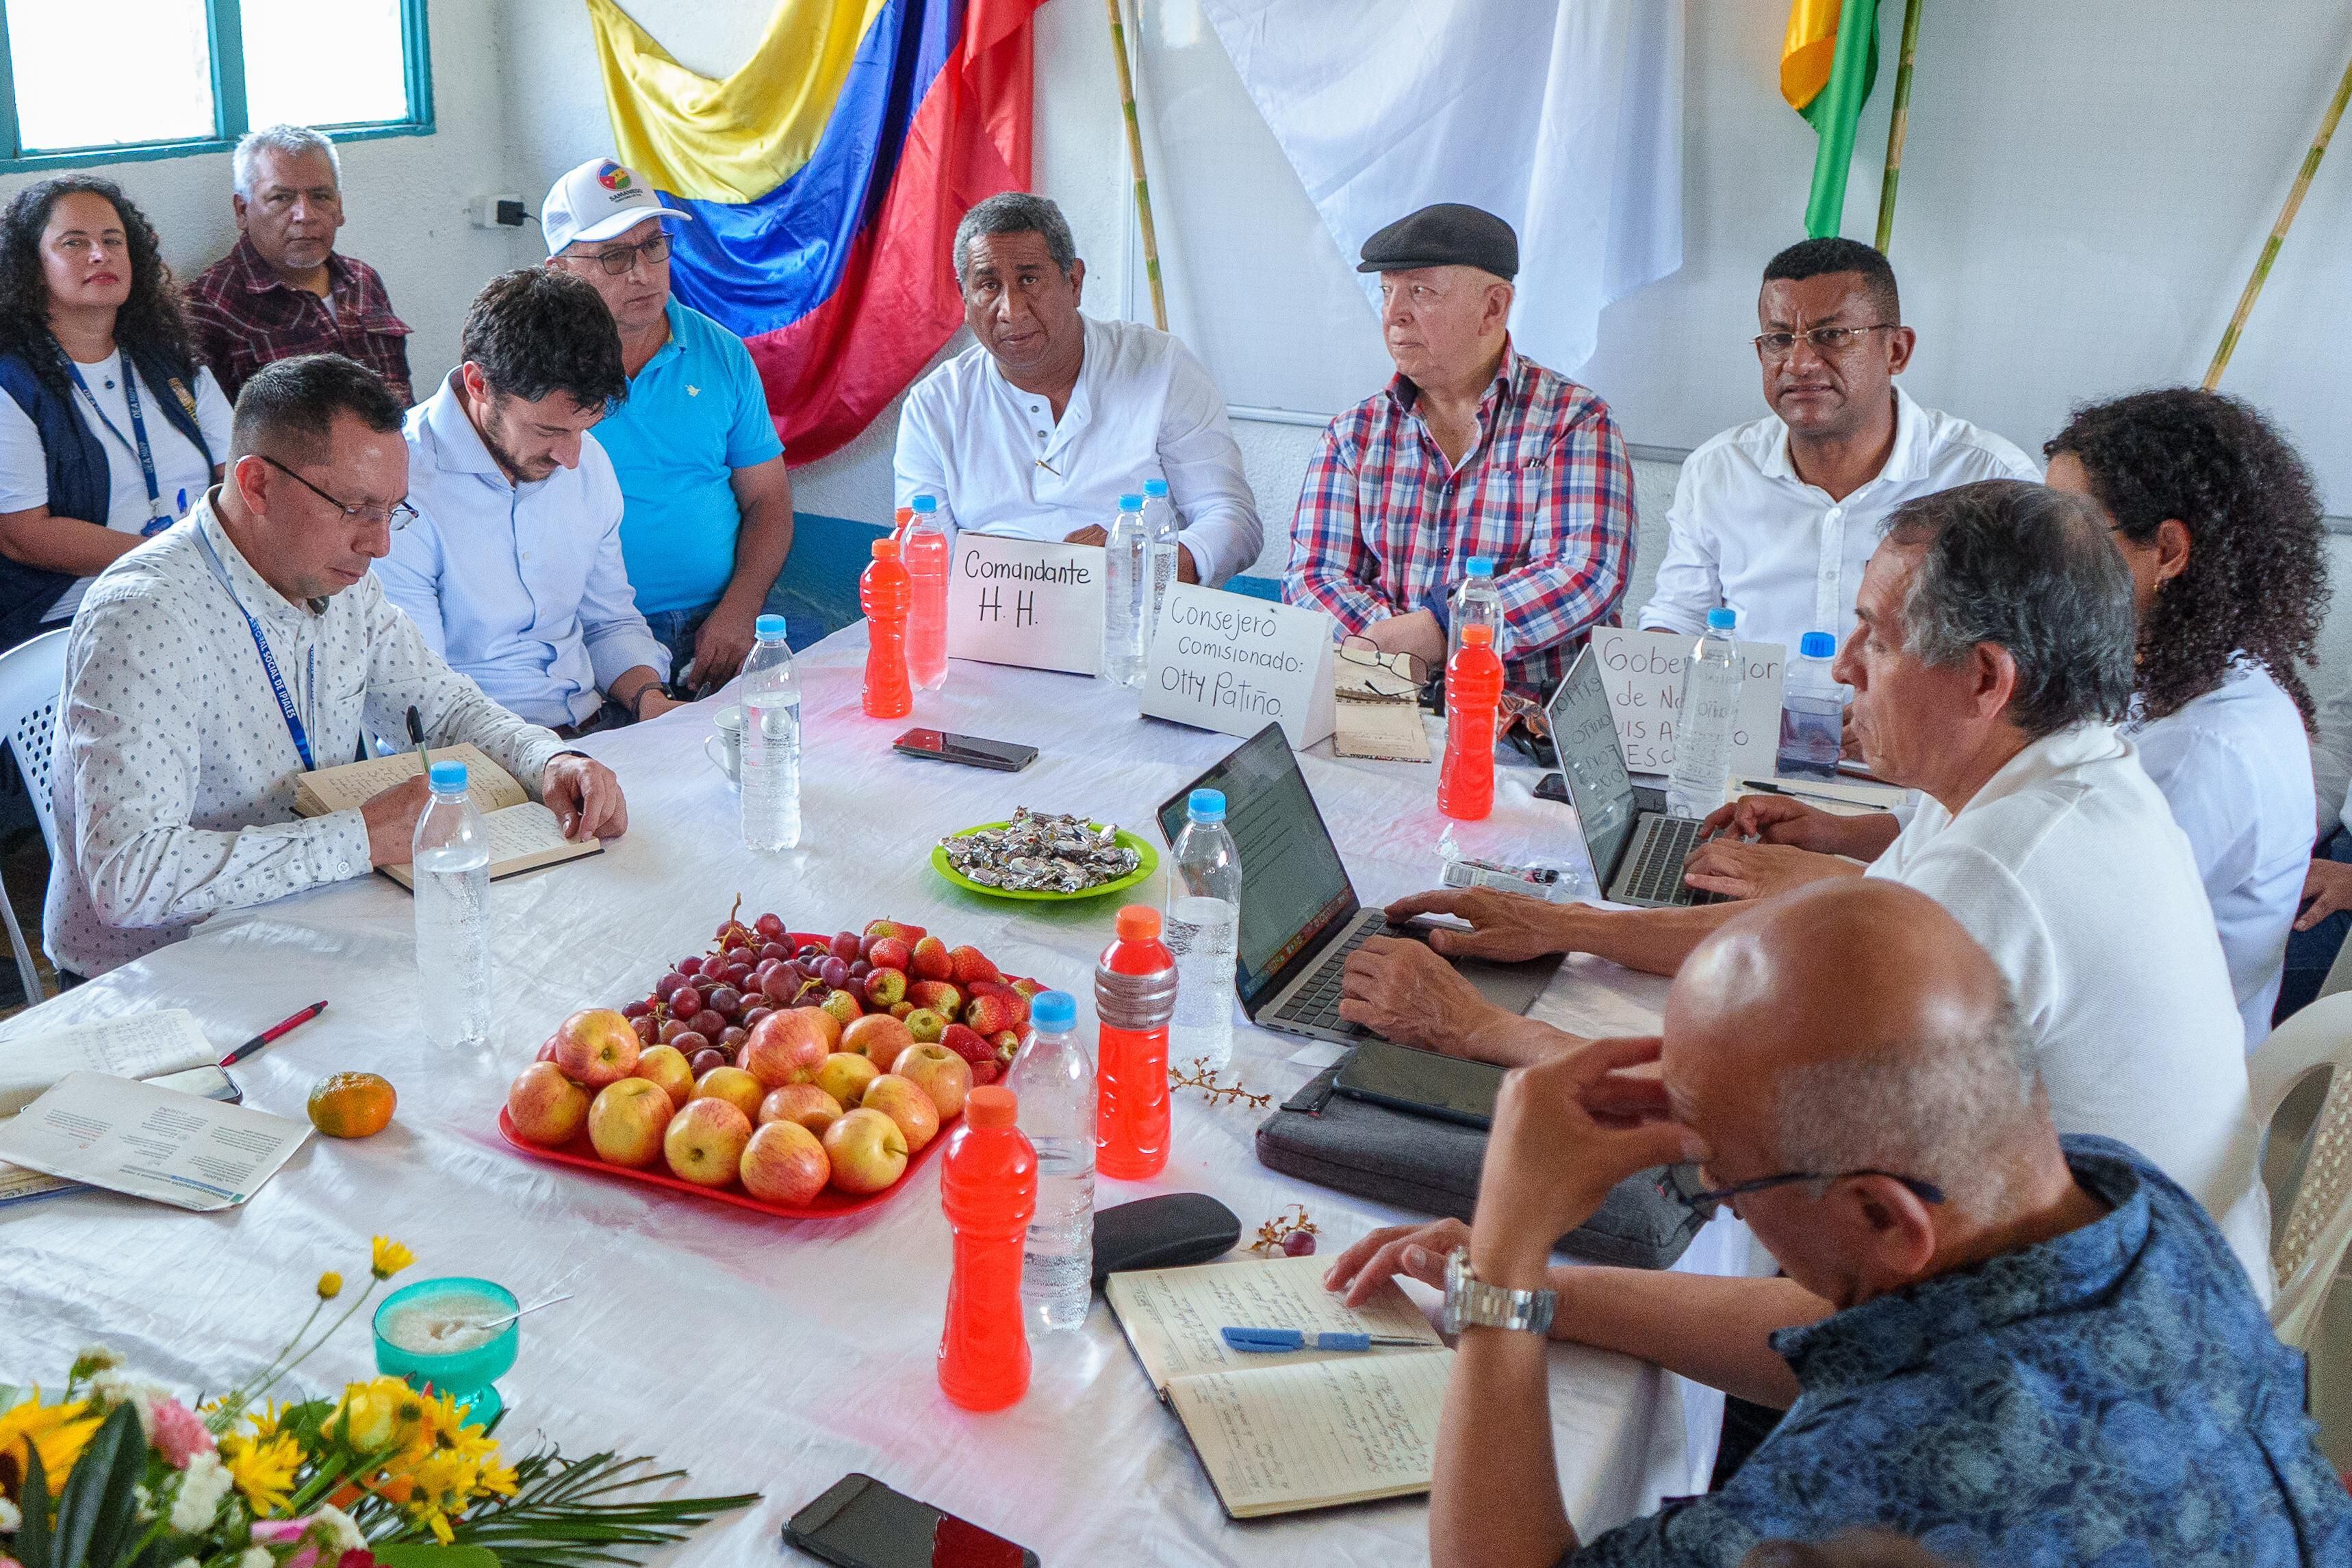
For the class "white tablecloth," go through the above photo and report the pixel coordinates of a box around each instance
[0,626,1743,1565]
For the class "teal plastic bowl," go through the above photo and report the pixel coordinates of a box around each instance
[372,1276,520,1426]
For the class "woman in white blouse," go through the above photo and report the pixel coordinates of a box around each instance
[0,176,230,650]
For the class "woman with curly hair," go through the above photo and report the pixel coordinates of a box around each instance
[2043,387,2325,1049]
[0,177,230,649]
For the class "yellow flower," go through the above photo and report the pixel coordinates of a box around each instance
[316,1272,343,1300]
[370,1237,415,1281]
[218,1430,301,1516]
[0,1393,103,1491]
[330,1378,424,1456]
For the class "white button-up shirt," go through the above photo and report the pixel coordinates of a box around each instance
[1865,723,2271,1298]
[1639,386,2038,656]
[893,314,1264,587]
[379,375,668,730]
[45,496,565,977]
[2129,663,2315,1050]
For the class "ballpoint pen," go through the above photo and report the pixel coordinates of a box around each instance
[407,704,430,775]
[1220,1327,1429,1354]
[220,1001,329,1067]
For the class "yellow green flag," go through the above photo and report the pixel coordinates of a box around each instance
[1782,0,1880,238]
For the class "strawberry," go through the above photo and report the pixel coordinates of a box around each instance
[990,1030,1022,1062]
[1008,977,1043,999]
[967,979,1012,1000]
[867,936,912,973]
[964,993,1013,1036]
[941,1023,994,1068]
[949,945,1002,987]
[910,936,953,981]
[998,989,1030,1029]
[969,1057,1000,1086]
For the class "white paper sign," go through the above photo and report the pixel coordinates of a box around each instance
[1140,584,1337,749]
[945,533,1107,676]
[1588,627,1787,777]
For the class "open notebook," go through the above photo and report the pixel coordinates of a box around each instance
[1105,1254,1453,1518]
[292,744,600,889]
[0,1010,238,1205]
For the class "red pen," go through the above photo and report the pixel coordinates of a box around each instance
[220,1001,329,1067]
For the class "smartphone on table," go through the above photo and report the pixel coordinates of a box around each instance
[784,1474,1038,1568]
[892,729,1038,773]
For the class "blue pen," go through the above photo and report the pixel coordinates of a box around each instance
[177,487,187,513]
[1221,1326,1427,1354]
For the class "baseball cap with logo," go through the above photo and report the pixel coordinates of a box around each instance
[541,157,695,256]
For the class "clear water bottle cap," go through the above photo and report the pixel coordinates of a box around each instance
[911,493,938,513]
[1706,607,1738,632]
[1467,556,1495,578]
[1799,630,1837,658]
[428,760,468,793]
[1187,787,1226,823]
[1030,990,1077,1032]
[1144,478,1170,497]
[755,613,789,639]
[1118,493,1144,511]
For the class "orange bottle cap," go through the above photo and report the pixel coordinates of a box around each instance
[1462,623,1494,647]
[964,1085,1017,1128]
[895,506,914,524]
[1116,905,1162,940]
[872,537,901,560]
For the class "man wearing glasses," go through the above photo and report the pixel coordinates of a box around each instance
[44,355,626,979]
[380,269,676,735]
[1327,880,2349,1567]
[541,159,793,693]
[1638,237,2035,659]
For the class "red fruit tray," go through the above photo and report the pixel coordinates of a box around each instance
[496,1106,954,1220]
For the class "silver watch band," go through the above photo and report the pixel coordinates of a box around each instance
[1443,1246,1556,1336]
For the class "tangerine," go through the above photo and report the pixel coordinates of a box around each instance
[308,1072,396,1138]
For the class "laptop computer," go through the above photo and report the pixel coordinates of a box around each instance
[1540,645,1720,909]
[1155,724,1562,1046]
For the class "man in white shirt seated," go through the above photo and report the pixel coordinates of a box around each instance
[45,355,626,979]
[892,192,1262,587]
[379,268,677,734]
[1338,480,2271,1294]
[1639,238,2036,657]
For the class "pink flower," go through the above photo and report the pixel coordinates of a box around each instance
[147,1397,215,1469]
[248,1515,374,1568]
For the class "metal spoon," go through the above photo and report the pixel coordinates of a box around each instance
[476,1293,572,1333]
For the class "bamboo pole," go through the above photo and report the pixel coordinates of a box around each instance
[1103,0,1168,331]
[1874,0,1925,253]
[2206,46,2352,389]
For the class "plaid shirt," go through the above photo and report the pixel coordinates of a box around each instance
[183,236,414,406]
[1282,342,1635,693]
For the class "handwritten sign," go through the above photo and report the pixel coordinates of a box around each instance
[1587,627,1787,777]
[945,533,1106,677]
[1140,584,1337,749]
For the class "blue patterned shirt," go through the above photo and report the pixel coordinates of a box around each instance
[1572,1136,2351,1567]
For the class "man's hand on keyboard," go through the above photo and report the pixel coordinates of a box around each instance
[1340,936,1492,1055]
[1381,888,1567,963]
[1679,840,1862,902]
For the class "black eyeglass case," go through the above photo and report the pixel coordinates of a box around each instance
[1090,1192,1246,1288]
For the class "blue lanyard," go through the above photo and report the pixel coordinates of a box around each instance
[66,355,175,536]
[195,527,316,772]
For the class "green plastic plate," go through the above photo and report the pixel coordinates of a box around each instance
[930,821,1159,902]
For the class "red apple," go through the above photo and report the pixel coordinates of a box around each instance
[862,967,908,1009]
[664,1098,752,1187]
[535,1034,559,1063]
[632,1044,695,1110]
[739,1120,830,1205]
[814,1051,880,1108]
[841,1013,914,1075]
[588,1077,670,1167]
[554,1008,641,1088]
[823,1107,909,1193]
[508,1062,589,1146]
[891,1042,971,1122]
[742,1009,832,1088]
[758,1082,843,1136]
[909,936,952,982]
[862,1073,942,1154]
[691,1065,765,1120]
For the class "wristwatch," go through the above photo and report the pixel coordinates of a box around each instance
[1443,1246,1556,1337]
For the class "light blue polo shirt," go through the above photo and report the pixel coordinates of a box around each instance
[594,301,784,617]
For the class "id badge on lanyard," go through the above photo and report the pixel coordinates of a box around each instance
[194,528,316,771]
[68,357,175,536]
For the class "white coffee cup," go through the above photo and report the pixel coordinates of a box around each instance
[706,705,743,788]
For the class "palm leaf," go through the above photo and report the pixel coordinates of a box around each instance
[49,1402,144,1568]
[405,1448,758,1568]
[17,1439,53,1568]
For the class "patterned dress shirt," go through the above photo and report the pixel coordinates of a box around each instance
[183,237,414,405]
[44,494,564,977]
[1281,342,1635,693]
[1570,1137,2352,1567]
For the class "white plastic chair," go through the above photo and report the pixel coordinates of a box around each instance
[2251,989,2352,1350]
[0,628,68,1003]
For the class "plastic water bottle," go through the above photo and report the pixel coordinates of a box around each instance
[739,613,801,852]
[904,493,949,691]
[860,536,912,719]
[937,1085,1037,1409]
[1142,477,1180,638]
[1438,622,1505,821]
[1103,492,1149,689]
[1668,607,1745,819]
[1004,990,1094,1333]
[1167,789,1240,1073]
[1095,905,1177,1181]
[413,760,490,1050]
[1447,555,1503,667]
[1776,630,1844,781]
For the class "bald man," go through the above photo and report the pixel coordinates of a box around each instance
[1329,882,2348,1568]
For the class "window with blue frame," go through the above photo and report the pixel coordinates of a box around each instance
[0,0,431,170]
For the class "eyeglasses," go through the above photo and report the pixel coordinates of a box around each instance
[1659,1163,1946,1219]
[581,231,671,275]
[1752,324,1899,360]
[1338,636,1429,697]
[257,454,418,532]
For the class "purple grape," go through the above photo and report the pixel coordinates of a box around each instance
[677,957,703,977]
[622,999,652,1020]
[849,959,872,981]
[670,986,702,1018]
[654,971,687,1001]
[819,956,851,991]
[1281,1231,1317,1258]
[706,986,744,1018]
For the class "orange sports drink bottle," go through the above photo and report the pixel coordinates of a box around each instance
[904,494,950,691]
[860,536,912,719]
[937,1085,1037,1410]
[1438,621,1504,820]
[1095,905,1177,1180]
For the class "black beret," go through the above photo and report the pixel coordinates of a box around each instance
[1356,203,1518,279]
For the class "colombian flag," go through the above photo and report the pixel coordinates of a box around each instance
[587,0,1043,463]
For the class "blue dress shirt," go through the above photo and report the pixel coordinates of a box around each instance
[1572,1136,2351,1567]
[380,374,669,730]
